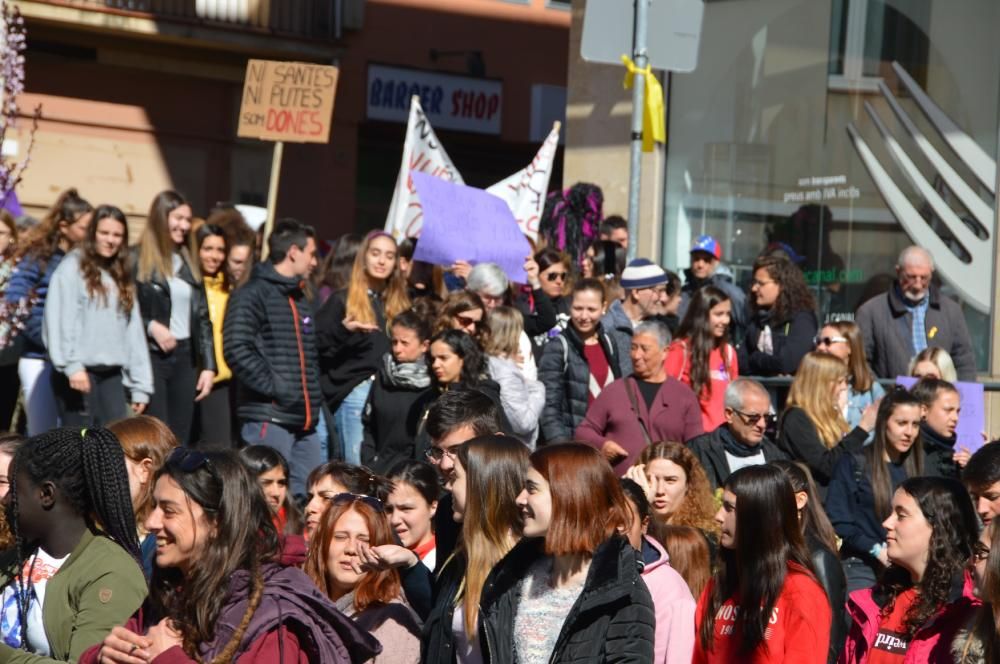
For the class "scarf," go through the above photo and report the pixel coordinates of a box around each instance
[920,421,956,452]
[381,353,431,390]
[718,424,765,458]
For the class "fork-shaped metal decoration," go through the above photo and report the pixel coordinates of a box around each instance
[846,61,995,314]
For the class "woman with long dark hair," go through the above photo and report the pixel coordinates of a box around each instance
[826,389,924,593]
[479,443,655,663]
[0,427,146,660]
[840,477,980,663]
[192,223,234,448]
[134,190,216,445]
[304,495,422,663]
[86,449,380,663]
[772,460,847,663]
[538,278,631,443]
[239,444,304,537]
[694,465,831,663]
[43,205,152,426]
[317,230,411,465]
[666,285,738,431]
[740,255,818,377]
[5,188,92,435]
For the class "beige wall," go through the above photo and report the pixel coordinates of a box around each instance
[562,0,663,260]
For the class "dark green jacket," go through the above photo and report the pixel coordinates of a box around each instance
[0,529,147,663]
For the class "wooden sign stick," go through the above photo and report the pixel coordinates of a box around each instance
[260,140,284,261]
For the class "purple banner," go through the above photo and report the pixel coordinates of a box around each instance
[411,172,531,284]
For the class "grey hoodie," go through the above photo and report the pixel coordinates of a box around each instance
[42,249,153,402]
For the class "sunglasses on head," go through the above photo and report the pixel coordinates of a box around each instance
[330,492,384,513]
[545,271,568,283]
[167,447,217,477]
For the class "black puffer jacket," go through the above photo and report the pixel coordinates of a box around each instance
[808,536,847,663]
[222,262,322,430]
[538,324,630,443]
[479,535,655,664]
[739,308,818,376]
[360,356,436,475]
[316,288,390,409]
[132,248,216,372]
[421,550,467,664]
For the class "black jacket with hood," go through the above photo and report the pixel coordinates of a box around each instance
[222,262,322,430]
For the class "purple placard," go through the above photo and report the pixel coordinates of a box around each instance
[411,172,531,284]
[896,376,985,453]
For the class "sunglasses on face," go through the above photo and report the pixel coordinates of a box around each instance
[330,492,384,513]
[455,314,480,329]
[732,410,773,426]
[545,272,568,283]
[814,335,848,347]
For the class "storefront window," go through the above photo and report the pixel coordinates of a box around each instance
[662,0,999,371]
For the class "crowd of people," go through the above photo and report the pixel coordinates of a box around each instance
[0,185,994,663]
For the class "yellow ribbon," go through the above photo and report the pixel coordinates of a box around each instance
[621,55,666,153]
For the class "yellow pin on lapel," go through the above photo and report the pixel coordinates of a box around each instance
[928,326,938,339]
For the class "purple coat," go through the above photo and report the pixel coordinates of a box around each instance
[575,375,704,474]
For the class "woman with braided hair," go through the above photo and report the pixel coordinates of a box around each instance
[0,426,147,662]
[85,449,380,664]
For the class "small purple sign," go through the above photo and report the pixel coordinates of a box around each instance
[896,376,985,453]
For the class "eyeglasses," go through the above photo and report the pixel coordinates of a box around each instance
[732,410,774,426]
[477,292,504,305]
[455,314,480,329]
[814,335,848,347]
[330,492,384,513]
[166,447,218,479]
[424,445,460,463]
[545,272,568,283]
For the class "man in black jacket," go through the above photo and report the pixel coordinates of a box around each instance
[687,377,787,490]
[223,219,321,500]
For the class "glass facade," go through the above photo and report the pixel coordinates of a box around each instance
[661,0,999,370]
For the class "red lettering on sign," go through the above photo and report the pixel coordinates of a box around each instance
[265,109,323,137]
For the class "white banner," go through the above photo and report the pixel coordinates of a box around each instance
[384,96,464,240]
[486,121,561,240]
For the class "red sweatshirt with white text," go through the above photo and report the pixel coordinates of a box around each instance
[692,567,831,664]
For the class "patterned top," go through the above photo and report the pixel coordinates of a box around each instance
[513,557,588,664]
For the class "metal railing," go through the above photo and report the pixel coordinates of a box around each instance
[753,376,1000,391]
[34,0,340,41]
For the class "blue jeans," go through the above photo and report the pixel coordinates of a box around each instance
[334,378,372,466]
[240,421,323,500]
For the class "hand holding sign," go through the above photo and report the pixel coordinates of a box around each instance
[411,173,532,284]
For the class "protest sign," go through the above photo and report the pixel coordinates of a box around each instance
[384,96,464,240]
[411,172,531,284]
[486,121,561,240]
[896,376,985,453]
[237,59,339,144]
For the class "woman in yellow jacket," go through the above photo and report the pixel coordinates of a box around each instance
[193,223,235,448]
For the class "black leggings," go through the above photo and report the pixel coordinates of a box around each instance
[52,366,129,427]
[147,339,197,444]
[193,381,234,450]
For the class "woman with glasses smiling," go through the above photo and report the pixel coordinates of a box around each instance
[87,448,380,663]
[814,320,885,431]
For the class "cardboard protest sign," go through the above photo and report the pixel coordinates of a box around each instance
[384,96,464,240]
[411,172,531,284]
[238,59,339,143]
[486,122,561,241]
[896,376,985,453]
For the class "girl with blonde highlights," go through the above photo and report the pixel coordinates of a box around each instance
[777,352,876,491]
[317,231,411,465]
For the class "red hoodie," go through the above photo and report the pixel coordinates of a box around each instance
[693,566,831,664]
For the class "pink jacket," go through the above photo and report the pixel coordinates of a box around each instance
[838,571,980,664]
[640,536,696,664]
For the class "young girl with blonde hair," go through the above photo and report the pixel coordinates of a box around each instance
[777,352,877,493]
[316,231,411,464]
[484,306,544,446]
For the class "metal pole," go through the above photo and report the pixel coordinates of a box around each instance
[626,0,650,262]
